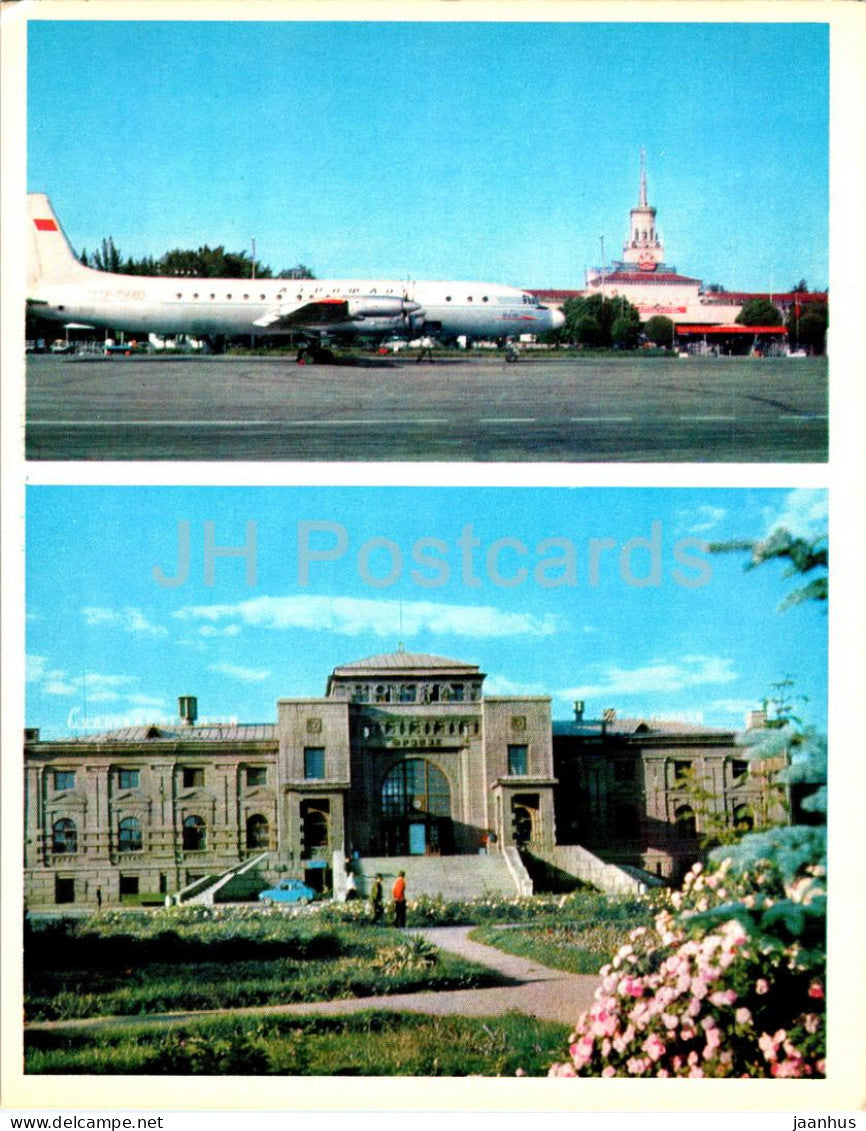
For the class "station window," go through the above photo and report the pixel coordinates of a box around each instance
[398,685,417,703]
[182,767,205,788]
[53,770,76,791]
[117,769,140,790]
[55,876,75,904]
[304,747,325,780]
[731,759,749,782]
[118,817,142,852]
[507,744,528,776]
[673,760,693,786]
[246,767,267,787]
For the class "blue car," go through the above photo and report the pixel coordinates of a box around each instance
[258,878,318,905]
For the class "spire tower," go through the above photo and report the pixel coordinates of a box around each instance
[623,149,663,271]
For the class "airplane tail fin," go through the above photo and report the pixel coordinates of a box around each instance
[27,193,92,290]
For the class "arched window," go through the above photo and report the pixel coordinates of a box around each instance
[674,804,696,840]
[246,813,270,850]
[118,816,142,852]
[182,815,206,852]
[381,759,451,819]
[52,817,78,854]
[300,801,329,857]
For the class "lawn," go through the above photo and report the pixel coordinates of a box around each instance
[25,917,502,1021]
[469,894,653,974]
[25,1010,569,1076]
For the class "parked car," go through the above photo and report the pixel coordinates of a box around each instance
[258,878,318,905]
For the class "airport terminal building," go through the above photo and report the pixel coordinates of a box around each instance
[532,153,826,343]
[23,650,788,908]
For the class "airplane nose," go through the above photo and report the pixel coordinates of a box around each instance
[550,308,566,331]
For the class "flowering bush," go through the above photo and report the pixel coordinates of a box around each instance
[549,856,825,1078]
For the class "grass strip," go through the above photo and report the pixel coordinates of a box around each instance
[25,1009,569,1077]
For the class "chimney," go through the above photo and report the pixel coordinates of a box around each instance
[24,728,40,743]
[602,708,617,723]
[745,708,767,731]
[178,695,198,727]
[573,700,585,722]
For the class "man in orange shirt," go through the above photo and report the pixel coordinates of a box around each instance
[392,870,407,928]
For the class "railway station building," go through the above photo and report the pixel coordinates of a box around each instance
[23,650,788,909]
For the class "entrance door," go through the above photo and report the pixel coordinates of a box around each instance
[408,822,427,855]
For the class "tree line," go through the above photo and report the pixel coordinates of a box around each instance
[553,283,827,353]
[79,236,315,280]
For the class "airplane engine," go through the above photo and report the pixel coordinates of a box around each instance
[346,297,425,321]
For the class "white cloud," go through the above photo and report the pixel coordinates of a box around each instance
[763,489,827,540]
[198,624,242,638]
[209,662,271,683]
[81,606,168,637]
[483,674,548,697]
[560,654,737,700]
[711,697,761,719]
[678,504,727,536]
[28,656,164,711]
[174,595,559,639]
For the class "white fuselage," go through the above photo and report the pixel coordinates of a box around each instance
[33,269,560,340]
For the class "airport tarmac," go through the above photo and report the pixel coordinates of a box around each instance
[25,353,828,462]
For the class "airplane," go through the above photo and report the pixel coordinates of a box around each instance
[26,194,565,360]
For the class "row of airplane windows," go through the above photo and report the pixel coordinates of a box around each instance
[166,291,535,304]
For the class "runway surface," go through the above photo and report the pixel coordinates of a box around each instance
[26,353,828,462]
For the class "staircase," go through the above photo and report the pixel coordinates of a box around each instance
[348,853,523,901]
[175,852,271,906]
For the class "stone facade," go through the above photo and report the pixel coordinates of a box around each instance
[23,651,786,906]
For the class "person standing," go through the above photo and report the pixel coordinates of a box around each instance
[370,873,384,923]
[392,870,407,928]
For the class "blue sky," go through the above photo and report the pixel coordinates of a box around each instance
[26,20,828,291]
[26,487,828,739]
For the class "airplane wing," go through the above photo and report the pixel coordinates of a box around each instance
[253,297,349,329]
[253,295,423,330]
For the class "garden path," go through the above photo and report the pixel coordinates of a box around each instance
[25,926,600,1034]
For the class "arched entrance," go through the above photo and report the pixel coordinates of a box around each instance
[381,758,452,855]
[511,793,539,847]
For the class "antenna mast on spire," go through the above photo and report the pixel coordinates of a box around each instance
[639,146,648,208]
[397,599,405,653]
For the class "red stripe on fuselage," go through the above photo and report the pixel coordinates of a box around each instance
[34,218,58,231]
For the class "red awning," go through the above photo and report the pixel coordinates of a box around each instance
[675,325,787,335]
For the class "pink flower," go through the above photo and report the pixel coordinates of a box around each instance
[643,1033,666,1062]
[601,1066,616,1078]
[709,989,738,1007]
[548,1063,576,1077]
[803,1013,821,1035]
[626,1056,650,1076]
[735,1007,752,1025]
[755,978,770,995]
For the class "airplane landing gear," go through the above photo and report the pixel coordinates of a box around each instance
[505,343,519,363]
[297,344,336,365]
